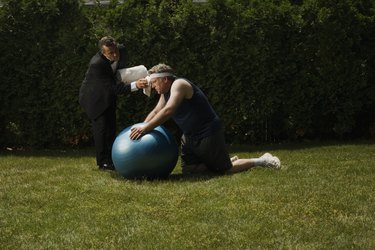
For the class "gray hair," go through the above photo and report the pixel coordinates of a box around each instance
[148,63,174,75]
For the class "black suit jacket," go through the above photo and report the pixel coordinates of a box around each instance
[79,45,131,120]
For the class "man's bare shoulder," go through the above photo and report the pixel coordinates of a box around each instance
[171,78,193,98]
[172,78,191,88]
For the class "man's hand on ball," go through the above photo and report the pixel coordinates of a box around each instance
[130,126,146,140]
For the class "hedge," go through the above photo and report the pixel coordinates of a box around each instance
[0,0,374,147]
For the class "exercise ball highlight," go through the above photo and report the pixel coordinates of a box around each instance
[112,123,178,179]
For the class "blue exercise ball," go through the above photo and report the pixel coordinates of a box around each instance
[112,123,178,179]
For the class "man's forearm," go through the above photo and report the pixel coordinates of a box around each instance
[145,107,173,132]
[144,109,158,123]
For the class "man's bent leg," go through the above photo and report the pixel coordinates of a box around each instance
[182,163,208,175]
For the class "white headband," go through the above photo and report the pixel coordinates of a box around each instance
[149,72,174,80]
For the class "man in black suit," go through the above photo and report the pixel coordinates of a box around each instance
[79,36,147,170]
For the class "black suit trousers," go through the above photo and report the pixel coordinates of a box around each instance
[91,105,116,166]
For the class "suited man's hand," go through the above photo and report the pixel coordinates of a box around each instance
[136,79,149,89]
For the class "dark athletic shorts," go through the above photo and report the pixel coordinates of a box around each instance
[180,126,232,173]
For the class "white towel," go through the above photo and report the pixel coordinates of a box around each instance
[143,76,152,97]
[117,65,148,83]
[116,65,151,96]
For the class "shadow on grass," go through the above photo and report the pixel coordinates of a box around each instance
[109,170,219,183]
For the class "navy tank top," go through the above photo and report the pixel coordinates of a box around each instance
[163,78,220,139]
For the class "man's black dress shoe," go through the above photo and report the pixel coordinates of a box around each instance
[99,163,115,171]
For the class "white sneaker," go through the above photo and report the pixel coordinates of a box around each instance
[230,155,239,162]
[263,155,281,169]
[260,152,273,159]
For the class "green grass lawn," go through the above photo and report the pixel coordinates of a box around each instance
[1,141,374,249]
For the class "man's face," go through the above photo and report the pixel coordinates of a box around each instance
[102,45,119,62]
[151,77,168,94]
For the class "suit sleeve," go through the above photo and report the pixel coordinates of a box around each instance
[112,82,132,95]
[111,45,134,95]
